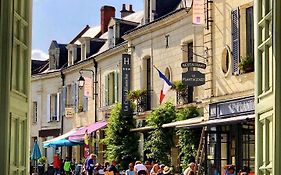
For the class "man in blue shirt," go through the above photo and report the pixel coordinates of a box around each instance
[86,154,97,175]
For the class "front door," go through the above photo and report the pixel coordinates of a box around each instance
[0,0,32,174]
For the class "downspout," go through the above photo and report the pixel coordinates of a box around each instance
[93,59,98,122]
[60,70,65,134]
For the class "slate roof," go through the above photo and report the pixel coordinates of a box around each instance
[155,0,182,19]
[31,60,49,75]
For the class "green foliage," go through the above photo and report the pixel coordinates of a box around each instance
[144,102,176,165]
[38,156,47,164]
[238,56,254,73]
[103,103,140,169]
[127,89,147,101]
[176,106,201,169]
[171,81,186,92]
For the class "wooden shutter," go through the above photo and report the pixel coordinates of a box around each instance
[83,96,89,112]
[56,92,60,121]
[114,71,119,103]
[105,74,109,106]
[61,86,67,116]
[231,8,240,75]
[46,94,51,122]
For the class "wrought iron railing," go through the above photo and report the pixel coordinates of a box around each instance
[136,91,151,113]
[176,89,189,105]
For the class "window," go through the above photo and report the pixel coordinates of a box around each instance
[165,67,171,81]
[50,94,58,121]
[231,6,254,75]
[221,46,231,74]
[104,71,119,106]
[32,102,38,123]
[81,43,86,60]
[68,50,73,66]
[66,84,72,107]
[246,7,254,60]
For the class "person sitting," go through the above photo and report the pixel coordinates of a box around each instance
[126,163,135,175]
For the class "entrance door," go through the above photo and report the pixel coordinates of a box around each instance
[0,0,31,174]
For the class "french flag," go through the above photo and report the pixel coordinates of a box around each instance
[155,66,173,104]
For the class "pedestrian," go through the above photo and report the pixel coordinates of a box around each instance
[74,160,83,175]
[225,165,235,175]
[126,163,135,175]
[144,161,152,173]
[134,161,147,175]
[107,160,119,175]
[162,166,171,175]
[183,162,195,175]
[53,154,61,175]
[150,164,160,175]
[86,154,97,175]
[63,157,71,175]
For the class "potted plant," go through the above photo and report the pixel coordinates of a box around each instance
[239,56,254,73]
[127,89,147,102]
[78,105,84,112]
[171,81,188,104]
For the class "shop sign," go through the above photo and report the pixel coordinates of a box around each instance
[65,108,74,118]
[84,77,93,98]
[182,71,205,86]
[181,62,206,69]
[209,96,255,119]
[121,54,132,117]
[193,0,205,25]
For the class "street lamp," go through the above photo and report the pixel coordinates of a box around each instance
[78,72,85,87]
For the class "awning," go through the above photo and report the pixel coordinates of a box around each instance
[162,116,204,128]
[43,129,77,144]
[43,139,83,148]
[179,114,255,128]
[68,121,107,141]
[43,129,83,148]
[130,126,155,132]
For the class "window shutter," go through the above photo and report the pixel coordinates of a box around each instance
[61,86,67,116]
[114,71,119,103]
[46,94,51,122]
[74,82,78,113]
[231,8,240,75]
[105,74,109,106]
[83,96,88,112]
[56,92,60,121]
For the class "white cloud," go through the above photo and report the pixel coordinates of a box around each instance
[32,50,48,61]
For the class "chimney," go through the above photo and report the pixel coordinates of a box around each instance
[101,5,115,34]
[120,4,135,18]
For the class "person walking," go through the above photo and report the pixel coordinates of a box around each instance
[126,163,135,175]
[134,161,148,175]
[86,154,97,175]
[183,162,195,175]
[63,157,71,175]
[53,154,61,175]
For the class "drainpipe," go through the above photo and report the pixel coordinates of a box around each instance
[60,70,65,157]
[93,59,98,122]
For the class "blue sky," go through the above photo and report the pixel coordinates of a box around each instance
[32,0,143,60]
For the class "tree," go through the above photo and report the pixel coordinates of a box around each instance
[176,106,201,169]
[103,103,140,169]
[144,102,176,165]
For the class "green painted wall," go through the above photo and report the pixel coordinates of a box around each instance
[0,0,31,174]
[255,0,281,174]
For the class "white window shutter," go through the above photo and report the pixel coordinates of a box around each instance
[46,94,51,122]
[114,71,119,103]
[83,96,88,112]
[56,92,60,121]
[231,8,240,75]
[105,74,109,106]
[61,86,67,116]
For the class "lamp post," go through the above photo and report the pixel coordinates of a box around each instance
[78,68,98,155]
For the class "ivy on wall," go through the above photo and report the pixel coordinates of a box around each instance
[103,103,140,169]
[144,102,176,165]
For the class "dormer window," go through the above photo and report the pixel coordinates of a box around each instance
[81,43,86,60]
[108,27,114,49]
[69,50,73,66]
[66,44,78,66]
[144,0,156,23]
[78,37,91,61]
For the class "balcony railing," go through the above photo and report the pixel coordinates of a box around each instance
[176,88,189,105]
[136,91,151,113]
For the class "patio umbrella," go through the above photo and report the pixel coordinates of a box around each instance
[31,140,42,160]
[31,141,42,173]
[43,138,83,148]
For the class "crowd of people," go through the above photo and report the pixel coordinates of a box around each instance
[42,153,196,175]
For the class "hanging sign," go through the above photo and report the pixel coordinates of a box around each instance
[181,62,206,69]
[84,77,93,98]
[193,0,205,25]
[121,54,132,117]
[182,71,205,86]
[65,108,74,118]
